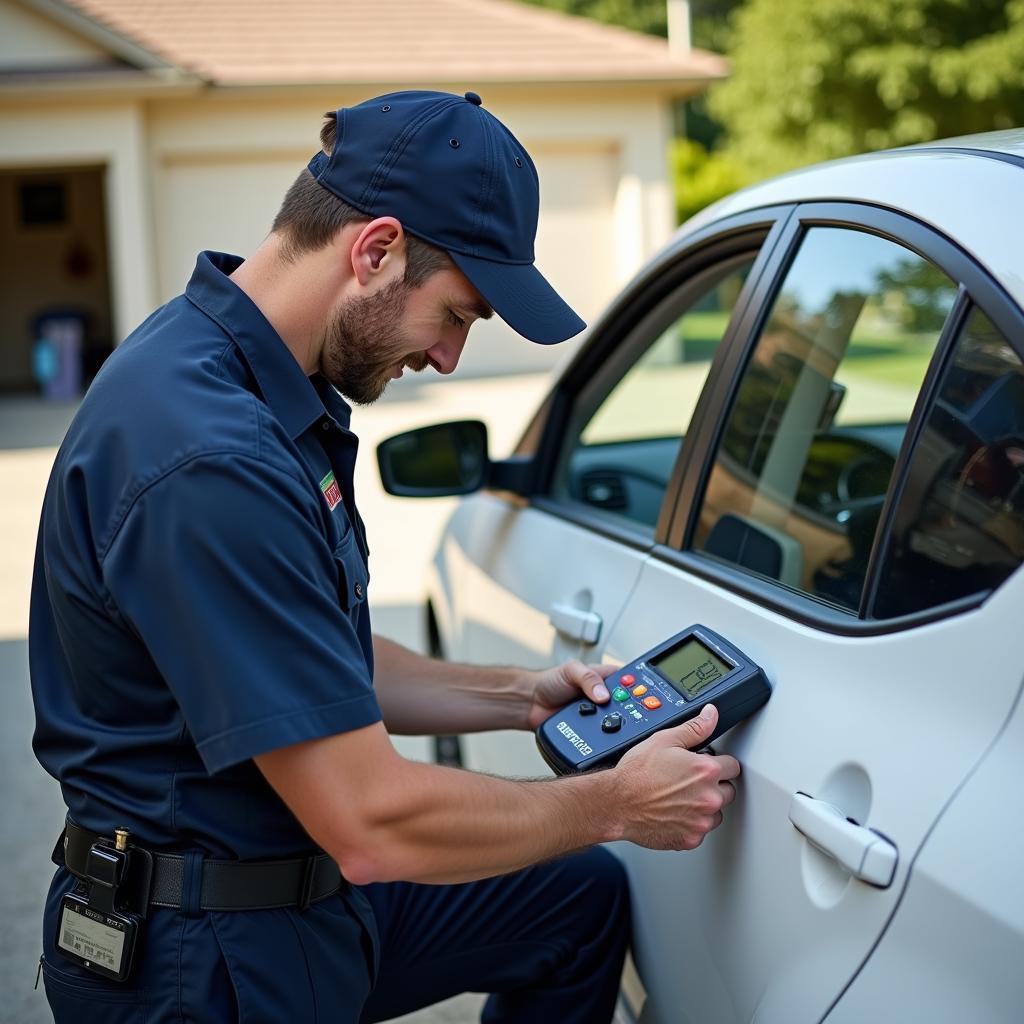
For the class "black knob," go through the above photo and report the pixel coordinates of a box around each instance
[601,714,622,733]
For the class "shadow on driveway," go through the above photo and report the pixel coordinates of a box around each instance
[0,397,79,451]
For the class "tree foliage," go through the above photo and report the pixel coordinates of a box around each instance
[517,0,743,50]
[711,0,1024,178]
[517,0,668,37]
[672,139,748,223]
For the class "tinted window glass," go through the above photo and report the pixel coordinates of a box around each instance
[554,256,754,531]
[693,228,957,611]
[873,309,1024,616]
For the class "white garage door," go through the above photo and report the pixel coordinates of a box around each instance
[156,152,308,301]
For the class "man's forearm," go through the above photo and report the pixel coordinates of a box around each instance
[257,722,619,885]
[372,634,532,734]
[344,756,619,884]
[257,711,740,887]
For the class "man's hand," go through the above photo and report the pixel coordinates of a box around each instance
[523,660,618,731]
[611,704,741,851]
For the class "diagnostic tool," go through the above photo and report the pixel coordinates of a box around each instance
[536,624,770,775]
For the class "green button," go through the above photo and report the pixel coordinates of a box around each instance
[613,687,629,702]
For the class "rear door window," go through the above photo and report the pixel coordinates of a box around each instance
[691,227,958,611]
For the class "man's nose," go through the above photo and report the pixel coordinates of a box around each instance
[426,332,468,375]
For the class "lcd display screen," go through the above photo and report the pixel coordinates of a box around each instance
[650,637,732,699]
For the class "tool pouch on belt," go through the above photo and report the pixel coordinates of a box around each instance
[52,825,151,983]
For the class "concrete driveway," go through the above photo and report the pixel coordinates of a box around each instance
[0,370,551,1024]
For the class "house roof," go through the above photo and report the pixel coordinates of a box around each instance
[56,0,727,87]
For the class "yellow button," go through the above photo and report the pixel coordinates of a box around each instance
[631,684,648,697]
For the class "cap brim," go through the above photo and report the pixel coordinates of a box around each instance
[449,252,586,345]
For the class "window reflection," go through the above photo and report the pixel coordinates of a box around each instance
[874,309,1024,617]
[695,227,957,612]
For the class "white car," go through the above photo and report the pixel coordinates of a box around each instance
[377,131,1024,1024]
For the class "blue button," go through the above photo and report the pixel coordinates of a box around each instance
[465,91,482,106]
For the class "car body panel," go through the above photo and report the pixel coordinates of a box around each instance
[607,550,1024,1024]
[825,660,1024,1023]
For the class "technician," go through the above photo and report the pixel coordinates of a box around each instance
[31,90,740,1023]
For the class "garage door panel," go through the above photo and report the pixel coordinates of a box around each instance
[156,154,307,300]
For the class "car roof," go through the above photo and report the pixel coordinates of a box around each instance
[680,130,1024,310]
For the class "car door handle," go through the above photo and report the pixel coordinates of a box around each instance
[548,602,602,644]
[788,792,898,888]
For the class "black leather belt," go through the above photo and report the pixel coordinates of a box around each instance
[60,819,343,912]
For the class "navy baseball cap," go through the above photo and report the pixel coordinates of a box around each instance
[306,90,585,345]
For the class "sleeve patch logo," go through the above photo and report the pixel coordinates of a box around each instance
[319,471,342,511]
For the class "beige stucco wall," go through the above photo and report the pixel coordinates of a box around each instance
[0,0,110,69]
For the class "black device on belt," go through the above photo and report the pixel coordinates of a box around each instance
[55,826,146,982]
[55,818,343,982]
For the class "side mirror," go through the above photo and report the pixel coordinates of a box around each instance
[377,420,489,497]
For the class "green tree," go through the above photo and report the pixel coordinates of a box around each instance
[672,138,748,223]
[517,0,668,36]
[517,0,743,49]
[712,0,1024,179]
[691,0,745,53]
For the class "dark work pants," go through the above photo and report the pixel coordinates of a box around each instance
[41,847,630,1023]
[362,846,631,1023]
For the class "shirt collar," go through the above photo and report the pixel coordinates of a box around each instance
[185,251,327,439]
[313,375,354,432]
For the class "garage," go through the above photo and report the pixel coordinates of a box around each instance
[0,164,113,394]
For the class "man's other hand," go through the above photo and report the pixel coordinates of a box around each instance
[523,660,618,732]
[612,704,741,851]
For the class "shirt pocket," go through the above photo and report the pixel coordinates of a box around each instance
[333,529,369,613]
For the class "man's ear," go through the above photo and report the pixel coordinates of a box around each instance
[350,217,406,287]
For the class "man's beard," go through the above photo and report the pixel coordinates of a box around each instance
[320,277,428,405]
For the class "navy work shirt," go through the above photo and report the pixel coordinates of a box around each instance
[30,251,382,860]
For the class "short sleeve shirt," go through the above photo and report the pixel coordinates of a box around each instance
[30,251,382,859]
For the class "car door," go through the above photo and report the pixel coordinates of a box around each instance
[440,211,789,776]
[604,205,1024,1024]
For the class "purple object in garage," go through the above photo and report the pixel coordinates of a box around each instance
[34,311,84,399]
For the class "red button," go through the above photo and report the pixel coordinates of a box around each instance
[642,696,662,710]
[620,674,635,685]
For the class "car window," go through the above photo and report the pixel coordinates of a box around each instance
[871,308,1024,617]
[552,255,756,531]
[692,227,957,611]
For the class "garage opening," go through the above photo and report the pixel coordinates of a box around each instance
[0,165,113,396]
